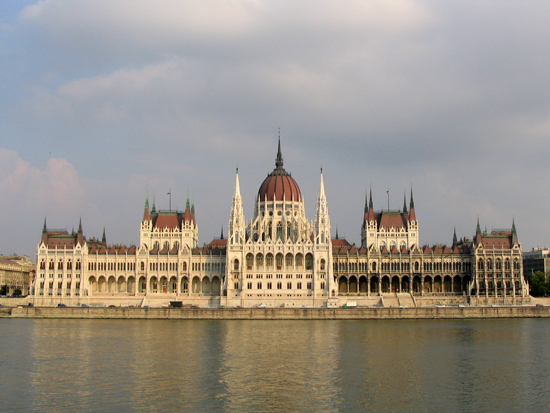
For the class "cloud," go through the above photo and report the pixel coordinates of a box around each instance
[3,0,550,255]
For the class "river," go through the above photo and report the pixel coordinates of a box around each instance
[1,319,549,412]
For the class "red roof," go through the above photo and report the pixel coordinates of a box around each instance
[376,212,408,230]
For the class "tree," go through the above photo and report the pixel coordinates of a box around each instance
[0,285,7,295]
[12,289,22,296]
[529,271,550,297]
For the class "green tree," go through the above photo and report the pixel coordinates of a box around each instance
[0,285,7,295]
[529,271,550,297]
[12,289,22,296]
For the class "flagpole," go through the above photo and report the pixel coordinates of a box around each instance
[168,189,172,211]
[387,189,389,211]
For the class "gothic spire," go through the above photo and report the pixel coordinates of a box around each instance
[409,187,416,222]
[369,186,373,210]
[403,191,408,214]
[275,137,283,169]
[78,217,82,234]
[43,217,47,233]
[453,227,457,246]
[220,226,224,240]
[102,227,106,245]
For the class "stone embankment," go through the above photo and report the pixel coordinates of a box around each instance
[4,305,550,320]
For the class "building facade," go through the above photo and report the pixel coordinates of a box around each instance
[31,143,528,307]
[0,255,35,296]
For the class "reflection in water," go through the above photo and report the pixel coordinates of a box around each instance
[1,319,550,412]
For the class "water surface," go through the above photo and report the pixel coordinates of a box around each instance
[1,319,549,412]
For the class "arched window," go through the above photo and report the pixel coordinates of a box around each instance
[182,262,187,271]
[276,254,284,269]
[496,259,502,270]
[233,259,239,271]
[285,254,293,268]
[513,259,520,270]
[415,261,419,272]
[320,259,326,270]
[305,254,313,270]
[140,261,145,271]
[372,262,377,271]
[246,254,253,269]
[486,259,493,270]
[276,222,283,240]
[505,258,511,270]
[478,259,484,270]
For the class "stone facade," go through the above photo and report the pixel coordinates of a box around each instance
[0,256,35,296]
[31,142,528,307]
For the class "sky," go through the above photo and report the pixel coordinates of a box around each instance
[1,0,550,258]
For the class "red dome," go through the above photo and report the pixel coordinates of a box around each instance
[257,142,302,202]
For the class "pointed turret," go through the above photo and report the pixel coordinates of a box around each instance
[403,192,408,214]
[511,218,518,245]
[220,226,224,240]
[76,217,84,246]
[102,227,106,246]
[229,168,245,245]
[475,217,482,245]
[452,227,457,246]
[368,187,375,222]
[151,196,156,213]
[409,187,416,222]
[314,169,331,245]
[41,217,48,245]
[143,193,150,221]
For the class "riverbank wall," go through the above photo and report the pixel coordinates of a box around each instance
[5,305,550,320]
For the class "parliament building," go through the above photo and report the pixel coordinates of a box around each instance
[31,142,528,307]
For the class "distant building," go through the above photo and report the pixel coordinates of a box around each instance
[523,248,550,280]
[0,255,35,295]
[31,141,528,307]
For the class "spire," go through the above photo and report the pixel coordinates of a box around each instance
[186,191,190,211]
[314,169,330,245]
[102,227,106,245]
[336,227,339,239]
[369,186,373,210]
[364,191,368,214]
[409,187,416,222]
[367,186,375,222]
[511,218,518,245]
[403,191,408,214]
[475,217,482,245]
[41,217,48,245]
[143,192,150,221]
[229,168,245,245]
[220,226,224,240]
[76,218,84,246]
[191,195,195,215]
[275,137,283,169]
[453,227,457,246]
[151,196,156,213]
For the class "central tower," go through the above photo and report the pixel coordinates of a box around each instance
[224,140,334,307]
